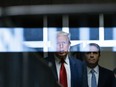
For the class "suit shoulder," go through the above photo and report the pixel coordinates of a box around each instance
[99,66,114,74]
[70,56,81,61]
[70,56,83,65]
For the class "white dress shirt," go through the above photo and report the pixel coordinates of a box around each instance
[87,66,99,87]
[55,55,71,87]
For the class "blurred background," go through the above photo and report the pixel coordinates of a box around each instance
[0,0,116,87]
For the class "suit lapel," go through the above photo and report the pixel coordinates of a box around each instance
[47,54,58,81]
[69,58,73,87]
[69,57,76,87]
[83,62,89,87]
[98,66,105,87]
[51,57,58,80]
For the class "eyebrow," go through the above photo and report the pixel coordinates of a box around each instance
[85,51,99,53]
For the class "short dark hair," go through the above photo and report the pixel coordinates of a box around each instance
[88,43,101,54]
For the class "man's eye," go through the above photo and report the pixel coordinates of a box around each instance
[57,42,67,44]
[62,42,66,44]
[86,52,91,54]
[86,52,99,54]
[93,52,98,54]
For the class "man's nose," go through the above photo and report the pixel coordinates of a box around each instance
[90,55,94,58]
[90,53,94,58]
[90,56,94,58]
[59,43,63,48]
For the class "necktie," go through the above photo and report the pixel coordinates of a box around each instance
[59,59,67,87]
[91,69,97,87]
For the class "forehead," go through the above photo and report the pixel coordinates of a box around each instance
[57,35,68,40]
[88,45,99,51]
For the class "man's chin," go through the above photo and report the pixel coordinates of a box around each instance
[89,61,96,64]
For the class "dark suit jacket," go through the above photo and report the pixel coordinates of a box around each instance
[45,53,83,87]
[27,53,61,87]
[83,65,115,87]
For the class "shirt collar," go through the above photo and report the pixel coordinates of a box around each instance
[54,55,69,65]
[87,65,99,74]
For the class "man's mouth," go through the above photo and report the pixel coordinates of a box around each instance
[59,51,65,53]
[89,59,96,62]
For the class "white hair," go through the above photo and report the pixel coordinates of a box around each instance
[57,31,70,43]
